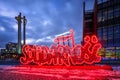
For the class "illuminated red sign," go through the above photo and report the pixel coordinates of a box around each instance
[20,29,102,66]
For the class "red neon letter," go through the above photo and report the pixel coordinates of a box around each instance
[20,29,102,66]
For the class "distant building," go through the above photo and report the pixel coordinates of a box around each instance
[83,0,120,60]
[1,42,17,54]
[0,13,27,56]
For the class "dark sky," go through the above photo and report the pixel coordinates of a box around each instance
[0,0,94,48]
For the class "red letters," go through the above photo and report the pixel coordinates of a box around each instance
[20,30,102,66]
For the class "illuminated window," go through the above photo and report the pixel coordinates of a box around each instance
[115,49,120,59]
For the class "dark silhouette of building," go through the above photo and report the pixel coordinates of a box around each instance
[83,0,120,60]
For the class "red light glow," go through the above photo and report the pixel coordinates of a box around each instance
[0,65,116,80]
[20,29,102,66]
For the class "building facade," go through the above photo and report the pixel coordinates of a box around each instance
[83,0,120,60]
[0,42,18,59]
[83,2,94,39]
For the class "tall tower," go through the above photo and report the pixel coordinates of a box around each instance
[15,13,22,54]
[23,16,27,45]
[15,13,27,54]
[83,1,85,42]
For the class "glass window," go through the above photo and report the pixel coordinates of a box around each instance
[98,33,102,38]
[98,36,102,41]
[114,33,120,38]
[114,38,120,46]
[103,35,107,40]
[103,27,107,35]
[114,7,120,17]
[108,13,113,19]
[108,27,113,34]
[97,28,102,33]
[97,31,101,34]
[102,9,107,20]
[98,0,103,4]
[108,39,113,47]
[103,31,107,36]
[114,0,120,3]
[98,12,102,22]
[114,38,120,43]
[97,28,102,40]
[115,49,120,59]
[103,0,108,3]
[114,11,120,17]
[108,34,113,39]
[103,40,107,47]
[114,25,120,34]
[114,5,120,11]
[98,17,102,22]
[108,8,113,19]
